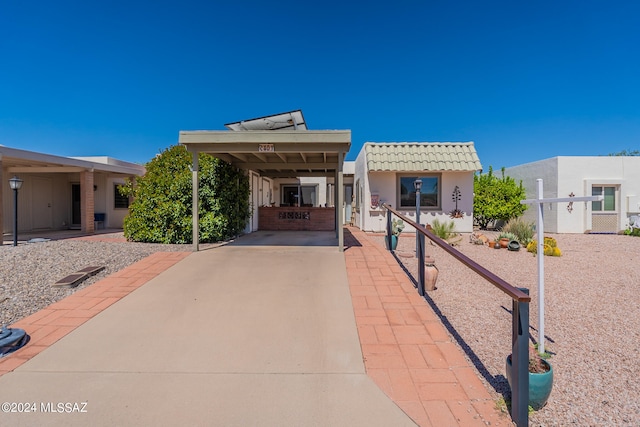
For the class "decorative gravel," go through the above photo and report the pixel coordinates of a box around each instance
[370,231,640,426]
[0,233,190,327]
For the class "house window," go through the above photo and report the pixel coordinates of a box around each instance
[281,185,317,207]
[398,175,440,209]
[114,184,129,209]
[592,186,615,211]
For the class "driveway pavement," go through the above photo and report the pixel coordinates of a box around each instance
[0,231,416,426]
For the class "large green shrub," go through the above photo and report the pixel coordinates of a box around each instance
[120,145,251,244]
[473,166,527,229]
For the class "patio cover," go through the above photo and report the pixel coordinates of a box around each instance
[179,130,351,251]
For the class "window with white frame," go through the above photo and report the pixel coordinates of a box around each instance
[398,175,440,209]
[592,186,616,211]
[281,185,317,207]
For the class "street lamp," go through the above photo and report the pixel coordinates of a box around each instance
[414,179,425,296]
[9,176,23,247]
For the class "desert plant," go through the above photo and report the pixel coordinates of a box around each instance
[391,218,405,236]
[526,237,562,256]
[502,217,535,245]
[431,218,455,239]
[497,231,518,242]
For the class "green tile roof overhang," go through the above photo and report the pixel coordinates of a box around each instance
[365,142,482,172]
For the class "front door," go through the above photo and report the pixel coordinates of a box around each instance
[71,184,81,229]
[251,172,260,232]
[33,177,53,229]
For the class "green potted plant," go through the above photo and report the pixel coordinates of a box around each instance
[497,231,518,248]
[386,218,404,251]
[505,343,554,410]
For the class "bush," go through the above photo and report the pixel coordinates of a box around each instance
[624,227,640,237]
[474,166,527,229]
[120,145,251,244]
[501,217,535,245]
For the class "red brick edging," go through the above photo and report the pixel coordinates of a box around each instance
[0,252,190,376]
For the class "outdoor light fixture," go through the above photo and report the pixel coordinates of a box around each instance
[9,176,23,246]
[413,179,422,193]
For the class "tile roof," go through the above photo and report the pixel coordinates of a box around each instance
[365,142,482,172]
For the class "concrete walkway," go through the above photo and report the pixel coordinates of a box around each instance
[0,229,509,426]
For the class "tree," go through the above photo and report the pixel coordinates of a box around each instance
[608,149,640,156]
[119,145,251,244]
[473,166,527,229]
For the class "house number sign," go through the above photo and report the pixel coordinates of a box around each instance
[258,144,275,152]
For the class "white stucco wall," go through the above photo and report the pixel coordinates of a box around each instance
[506,156,640,233]
[353,149,475,233]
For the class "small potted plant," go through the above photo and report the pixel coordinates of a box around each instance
[505,343,554,410]
[386,218,404,251]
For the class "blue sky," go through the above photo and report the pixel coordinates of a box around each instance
[1,1,639,169]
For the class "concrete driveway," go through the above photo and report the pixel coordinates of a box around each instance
[0,231,416,426]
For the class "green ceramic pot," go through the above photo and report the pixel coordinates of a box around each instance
[506,354,553,410]
[385,235,398,251]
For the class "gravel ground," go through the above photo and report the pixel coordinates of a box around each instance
[0,233,190,327]
[370,231,640,426]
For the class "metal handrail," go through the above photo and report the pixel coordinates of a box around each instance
[382,203,531,427]
[383,204,530,302]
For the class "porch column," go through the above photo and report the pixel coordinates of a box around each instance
[337,151,344,252]
[191,151,199,252]
[80,169,95,233]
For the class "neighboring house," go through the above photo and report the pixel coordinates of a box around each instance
[353,142,482,233]
[505,156,640,234]
[1,146,145,236]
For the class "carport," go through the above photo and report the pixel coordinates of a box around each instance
[179,128,351,252]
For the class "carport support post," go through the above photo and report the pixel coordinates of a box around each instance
[191,151,199,252]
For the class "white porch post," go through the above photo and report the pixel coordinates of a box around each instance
[191,151,199,252]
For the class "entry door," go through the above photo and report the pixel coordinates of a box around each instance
[344,184,353,224]
[71,184,81,229]
[33,177,53,229]
[251,173,260,232]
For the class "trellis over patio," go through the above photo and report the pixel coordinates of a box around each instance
[383,203,532,427]
[179,130,351,251]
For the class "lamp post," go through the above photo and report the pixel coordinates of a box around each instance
[9,176,23,247]
[414,179,425,296]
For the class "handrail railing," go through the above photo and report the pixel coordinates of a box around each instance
[382,203,531,427]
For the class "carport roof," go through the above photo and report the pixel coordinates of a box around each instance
[179,130,351,178]
[365,142,482,172]
[0,146,145,176]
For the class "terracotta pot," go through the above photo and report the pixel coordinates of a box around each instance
[488,241,496,248]
[424,257,439,291]
[499,238,510,248]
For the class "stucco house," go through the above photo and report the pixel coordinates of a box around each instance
[352,142,482,233]
[1,146,145,237]
[505,156,640,234]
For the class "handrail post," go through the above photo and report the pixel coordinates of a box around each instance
[385,207,392,252]
[511,288,530,427]
[417,231,425,296]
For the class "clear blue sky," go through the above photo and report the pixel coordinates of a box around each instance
[1,1,639,169]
